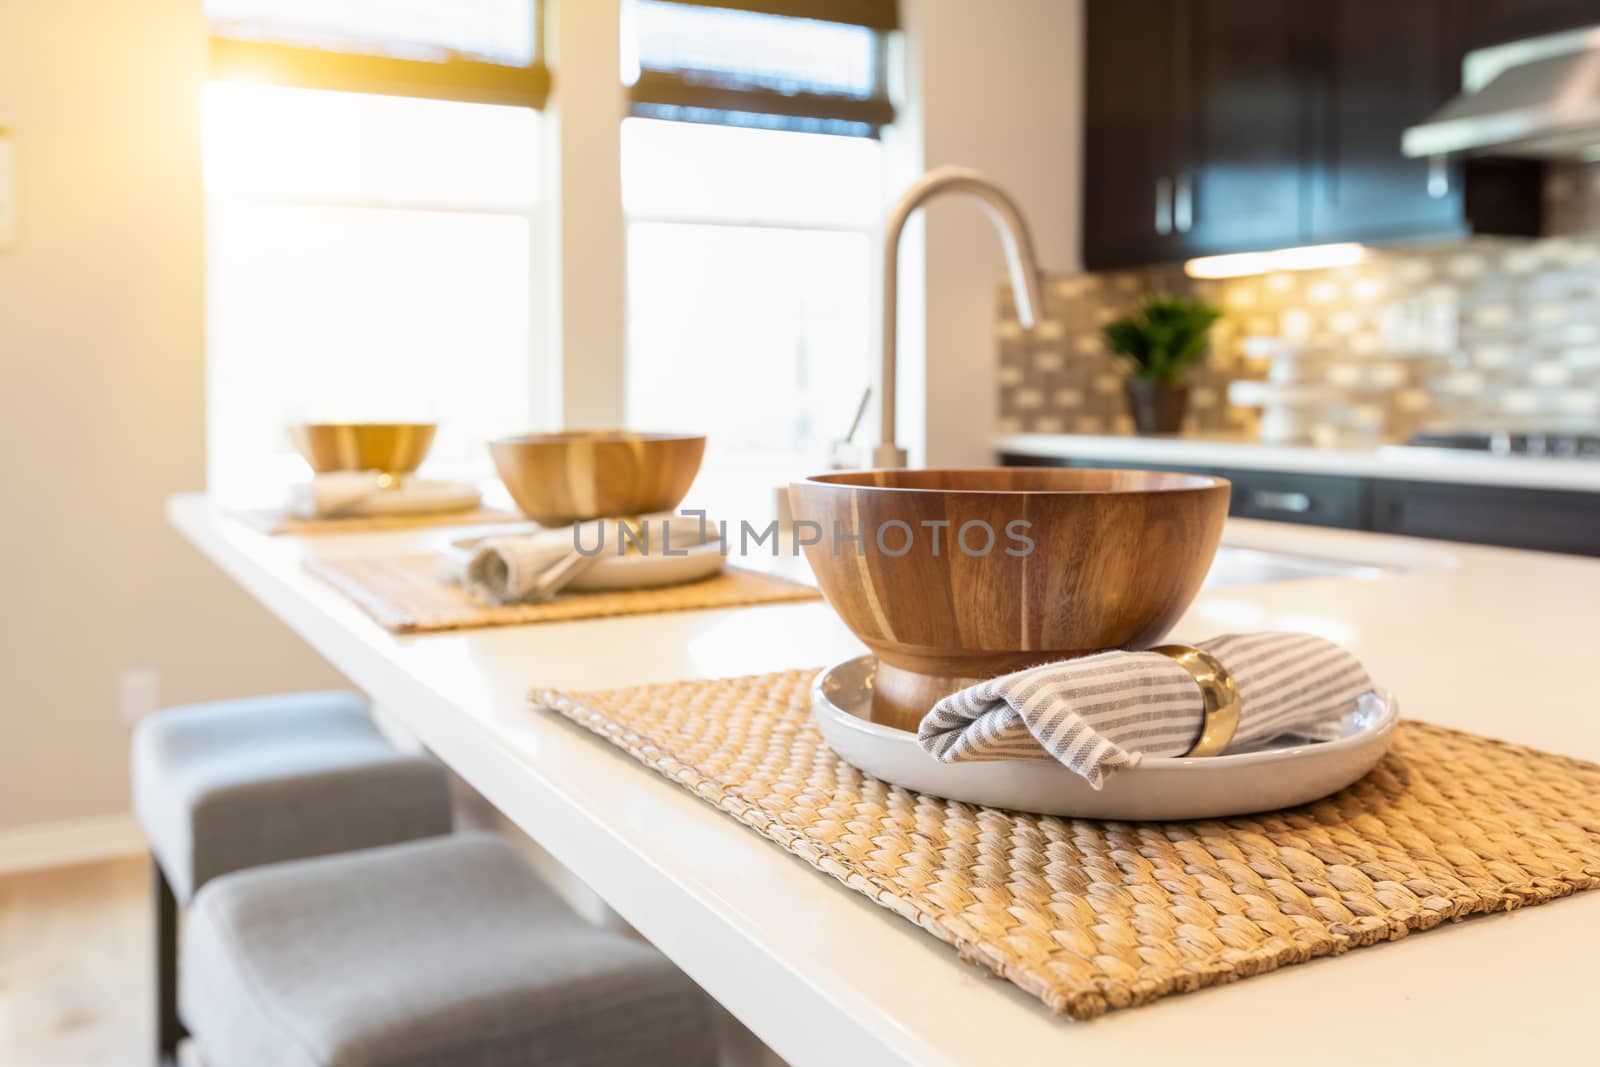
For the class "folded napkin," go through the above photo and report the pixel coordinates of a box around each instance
[917,632,1374,788]
[462,512,716,605]
[290,472,479,518]
[291,472,392,518]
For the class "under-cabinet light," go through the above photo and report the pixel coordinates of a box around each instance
[1184,243,1367,279]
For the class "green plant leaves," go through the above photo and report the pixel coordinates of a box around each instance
[1100,294,1223,384]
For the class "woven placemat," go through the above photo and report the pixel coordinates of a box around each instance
[307,554,820,633]
[531,668,1600,1020]
[232,506,525,536]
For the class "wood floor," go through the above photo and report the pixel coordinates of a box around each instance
[0,856,151,1066]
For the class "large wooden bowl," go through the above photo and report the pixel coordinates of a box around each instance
[289,422,437,474]
[489,431,706,525]
[788,468,1230,731]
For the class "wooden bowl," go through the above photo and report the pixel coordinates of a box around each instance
[788,468,1231,731]
[289,422,437,474]
[489,431,707,525]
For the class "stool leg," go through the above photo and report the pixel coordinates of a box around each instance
[152,858,186,1066]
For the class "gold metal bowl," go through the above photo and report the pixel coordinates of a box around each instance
[289,423,438,475]
[489,431,707,525]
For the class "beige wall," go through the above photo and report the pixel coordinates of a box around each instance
[900,0,1084,466]
[0,0,343,831]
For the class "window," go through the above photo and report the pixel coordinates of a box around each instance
[201,2,547,494]
[621,1,898,517]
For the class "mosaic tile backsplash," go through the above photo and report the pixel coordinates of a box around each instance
[998,177,1600,443]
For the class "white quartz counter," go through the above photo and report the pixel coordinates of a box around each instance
[998,432,1600,492]
[170,494,1600,1067]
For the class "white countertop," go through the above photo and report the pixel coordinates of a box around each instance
[169,494,1600,1067]
[998,432,1600,492]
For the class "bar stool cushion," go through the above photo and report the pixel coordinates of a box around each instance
[181,833,716,1067]
[132,691,452,902]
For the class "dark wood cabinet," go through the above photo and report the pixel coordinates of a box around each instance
[1179,0,1307,255]
[1467,0,1600,48]
[1084,0,1305,268]
[1305,0,1543,244]
[1305,1,1468,243]
[1370,479,1600,555]
[1082,0,1185,269]
[1019,455,1368,529]
[1081,0,1545,270]
[1228,470,1368,529]
[1000,451,1600,556]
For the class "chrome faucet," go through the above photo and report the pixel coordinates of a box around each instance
[875,166,1046,467]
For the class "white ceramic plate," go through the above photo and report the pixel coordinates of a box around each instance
[441,535,725,592]
[331,480,481,516]
[812,655,1399,820]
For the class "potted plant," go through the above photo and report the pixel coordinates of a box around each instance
[1102,295,1223,434]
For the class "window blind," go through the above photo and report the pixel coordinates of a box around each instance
[627,0,898,137]
[206,0,549,109]
[660,1,898,30]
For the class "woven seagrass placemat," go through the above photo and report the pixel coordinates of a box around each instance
[307,554,820,633]
[530,668,1600,1020]
[232,506,525,536]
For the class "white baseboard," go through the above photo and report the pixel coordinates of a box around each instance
[0,813,145,876]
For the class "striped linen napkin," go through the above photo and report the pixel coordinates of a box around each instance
[917,632,1374,788]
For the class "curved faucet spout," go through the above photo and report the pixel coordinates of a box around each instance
[877,166,1045,467]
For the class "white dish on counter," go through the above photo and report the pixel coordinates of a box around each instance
[294,478,482,518]
[812,654,1399,820]
[440,533,726,592]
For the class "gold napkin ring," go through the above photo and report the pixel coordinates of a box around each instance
[1151,644,1241,758]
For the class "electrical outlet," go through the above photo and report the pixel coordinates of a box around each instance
[120,669,160,726]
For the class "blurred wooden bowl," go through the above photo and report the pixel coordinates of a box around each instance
[788,468,1230,731]
[289,423,437,474]
[489,431,706,525]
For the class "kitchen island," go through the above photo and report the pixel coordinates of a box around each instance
[170,493,1600,1067]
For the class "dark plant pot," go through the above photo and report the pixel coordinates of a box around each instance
[1124,380,1189,435]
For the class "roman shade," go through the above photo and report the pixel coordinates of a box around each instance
[627,0,899,136]
[207,1,549,109]
[660,1,898,29]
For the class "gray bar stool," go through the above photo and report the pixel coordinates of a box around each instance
[132,690,453,1065]
[181,832,717,1067]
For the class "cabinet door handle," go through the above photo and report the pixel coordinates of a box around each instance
[1427,155,1449,199]
[1249,489,1312,513]
[1155,176,1173,235]
[1174,173,1193,233]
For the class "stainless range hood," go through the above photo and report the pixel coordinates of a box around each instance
[1403,25,1600,159]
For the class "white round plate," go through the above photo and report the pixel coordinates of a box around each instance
[357,480,481,516]
[441,535,725,592]
[812,655,1399,820]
